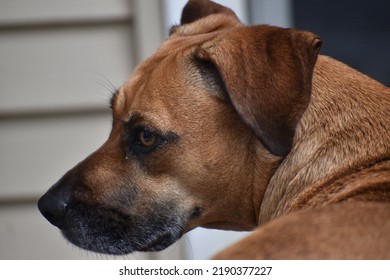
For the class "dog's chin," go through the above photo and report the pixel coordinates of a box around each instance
[60,203,185,255]
[62,227,182,255]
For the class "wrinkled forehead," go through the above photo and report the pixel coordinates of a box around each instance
[111,36,216,116]
[111,49,188,119]
[110,13,241,123]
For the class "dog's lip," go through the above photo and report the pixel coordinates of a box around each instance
[59,204,185,254]
[139,228,186,253]
[138,231,183,252]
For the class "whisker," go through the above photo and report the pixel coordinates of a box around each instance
[88,71,118,94]
[85,71,120,108]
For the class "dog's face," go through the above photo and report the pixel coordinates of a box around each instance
[38,0,321,255]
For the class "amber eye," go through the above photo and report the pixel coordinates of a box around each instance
[126,126,170,156]
[138,129,158,147]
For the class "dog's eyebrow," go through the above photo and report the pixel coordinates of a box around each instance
[126,112,145,128]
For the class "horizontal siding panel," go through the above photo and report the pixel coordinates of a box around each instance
[0,0,132,26]
[0,112,112,198]
[0,23,135,113]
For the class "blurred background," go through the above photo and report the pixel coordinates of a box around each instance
[1,0,389,260]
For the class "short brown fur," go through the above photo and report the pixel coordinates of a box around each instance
[38,0,390,259]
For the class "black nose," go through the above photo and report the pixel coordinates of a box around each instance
[38,179,72,228]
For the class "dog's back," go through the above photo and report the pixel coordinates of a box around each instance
[215,201,390,259]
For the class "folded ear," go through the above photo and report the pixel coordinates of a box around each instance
[181,0,239,25]
[196,26,322,157]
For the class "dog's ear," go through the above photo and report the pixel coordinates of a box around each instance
[196,26,321,157]
[181,0,238,24]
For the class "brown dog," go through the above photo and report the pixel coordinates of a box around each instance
[38,0,390,259]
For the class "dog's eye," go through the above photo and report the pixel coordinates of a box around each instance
[124,121,178,157]
[138,129,158,147]
[131,127,162,154]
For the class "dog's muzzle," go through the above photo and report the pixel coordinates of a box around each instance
[38,173,186,255]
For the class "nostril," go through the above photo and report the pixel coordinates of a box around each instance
[38,193,68,228]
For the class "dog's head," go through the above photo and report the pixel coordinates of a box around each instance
[38,0,321,255]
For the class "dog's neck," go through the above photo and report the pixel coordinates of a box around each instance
[258,55,390,224]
